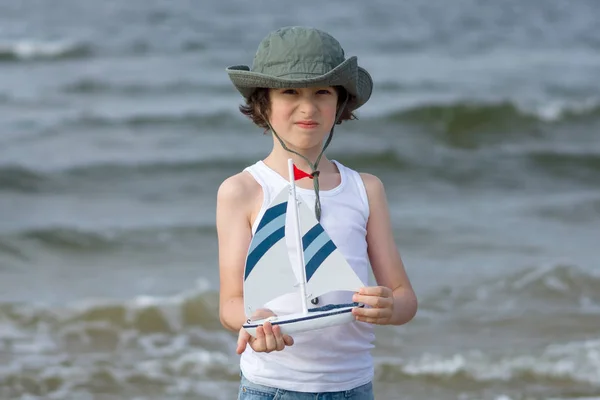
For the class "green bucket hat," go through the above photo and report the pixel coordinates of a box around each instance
[226,26,373,111]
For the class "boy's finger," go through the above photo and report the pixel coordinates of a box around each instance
[352,293,377,306]
[236,329,250,354]
[251,326,266,352]
[352,306,367,318]
[262,322,277,352]
[272,325,285,351]
[353,305,391,318]
[283,334,294,346]
[357,286,390,297]
[353,293,392,309]
[354,315,381,324]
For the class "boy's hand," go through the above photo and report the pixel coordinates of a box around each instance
[351,286,394,325]
[236,308,294,354]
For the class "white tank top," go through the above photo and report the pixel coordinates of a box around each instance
[240,159,375,393]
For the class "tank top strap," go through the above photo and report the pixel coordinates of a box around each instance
[244,161,271,204]
[243,161,288,234]
[332,160,370,222]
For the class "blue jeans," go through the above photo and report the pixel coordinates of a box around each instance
[238,373,375,400]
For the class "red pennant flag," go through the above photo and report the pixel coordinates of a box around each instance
[293,164,313,180]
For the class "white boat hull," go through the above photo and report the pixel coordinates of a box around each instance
[243,304,363,337]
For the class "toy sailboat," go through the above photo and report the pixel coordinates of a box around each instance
[242,159,365,337]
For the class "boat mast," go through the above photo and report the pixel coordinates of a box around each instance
[287,159,310,315]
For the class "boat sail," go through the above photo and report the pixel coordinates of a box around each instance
[242,159,365,336]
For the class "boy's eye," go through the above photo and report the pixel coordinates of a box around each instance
[317,89,332,94]
[282,89,297,94]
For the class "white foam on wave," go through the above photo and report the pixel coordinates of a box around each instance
[0,39,89,60]
[530,97,600,122]
[168,349,231,375]
[379,338,600,385]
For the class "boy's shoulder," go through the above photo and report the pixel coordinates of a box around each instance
[356,171,386,207]
[358,172,385,192]
[357,172,383,185]
[217,170,262,206]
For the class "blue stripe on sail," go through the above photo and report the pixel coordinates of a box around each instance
[303,230,330,265]
[248,214,285,254]
[305,240,336,281]
[302,223,324,250]
[256,201,287,232]
[245,226,286,280]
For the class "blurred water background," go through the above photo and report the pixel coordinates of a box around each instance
[1,0,599,399]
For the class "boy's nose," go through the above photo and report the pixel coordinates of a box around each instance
[298,97,318,116]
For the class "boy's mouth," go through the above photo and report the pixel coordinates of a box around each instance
[295,120,319,129]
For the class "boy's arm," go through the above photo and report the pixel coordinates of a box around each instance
[360,173,418,326]
[216,174,257,332]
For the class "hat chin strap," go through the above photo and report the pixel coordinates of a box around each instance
[262,96,348,222]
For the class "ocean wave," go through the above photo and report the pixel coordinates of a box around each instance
[63,110,242,129]
[0,239,29,261]
[527,150,600,183]
[0,224,216,253]
[535,195,600,223]
[0,39,93,62]
[422,264,600,314]
[0,156,238,194]
[0,282,219,332]
[61,78,223,96]
[0,349,235,400]
[383,99,600,136]
[375,338,600,386]
[387,101,537,133]
[0,165,49,193]
[0,274,598,398]
[0,285,234,399]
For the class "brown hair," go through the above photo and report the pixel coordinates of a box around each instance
[239,86,356,130]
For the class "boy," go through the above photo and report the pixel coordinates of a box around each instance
[217,26,417,399]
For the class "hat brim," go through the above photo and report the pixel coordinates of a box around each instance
[226,56,372,111]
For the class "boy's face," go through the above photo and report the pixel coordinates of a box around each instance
[268,87,338,151]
